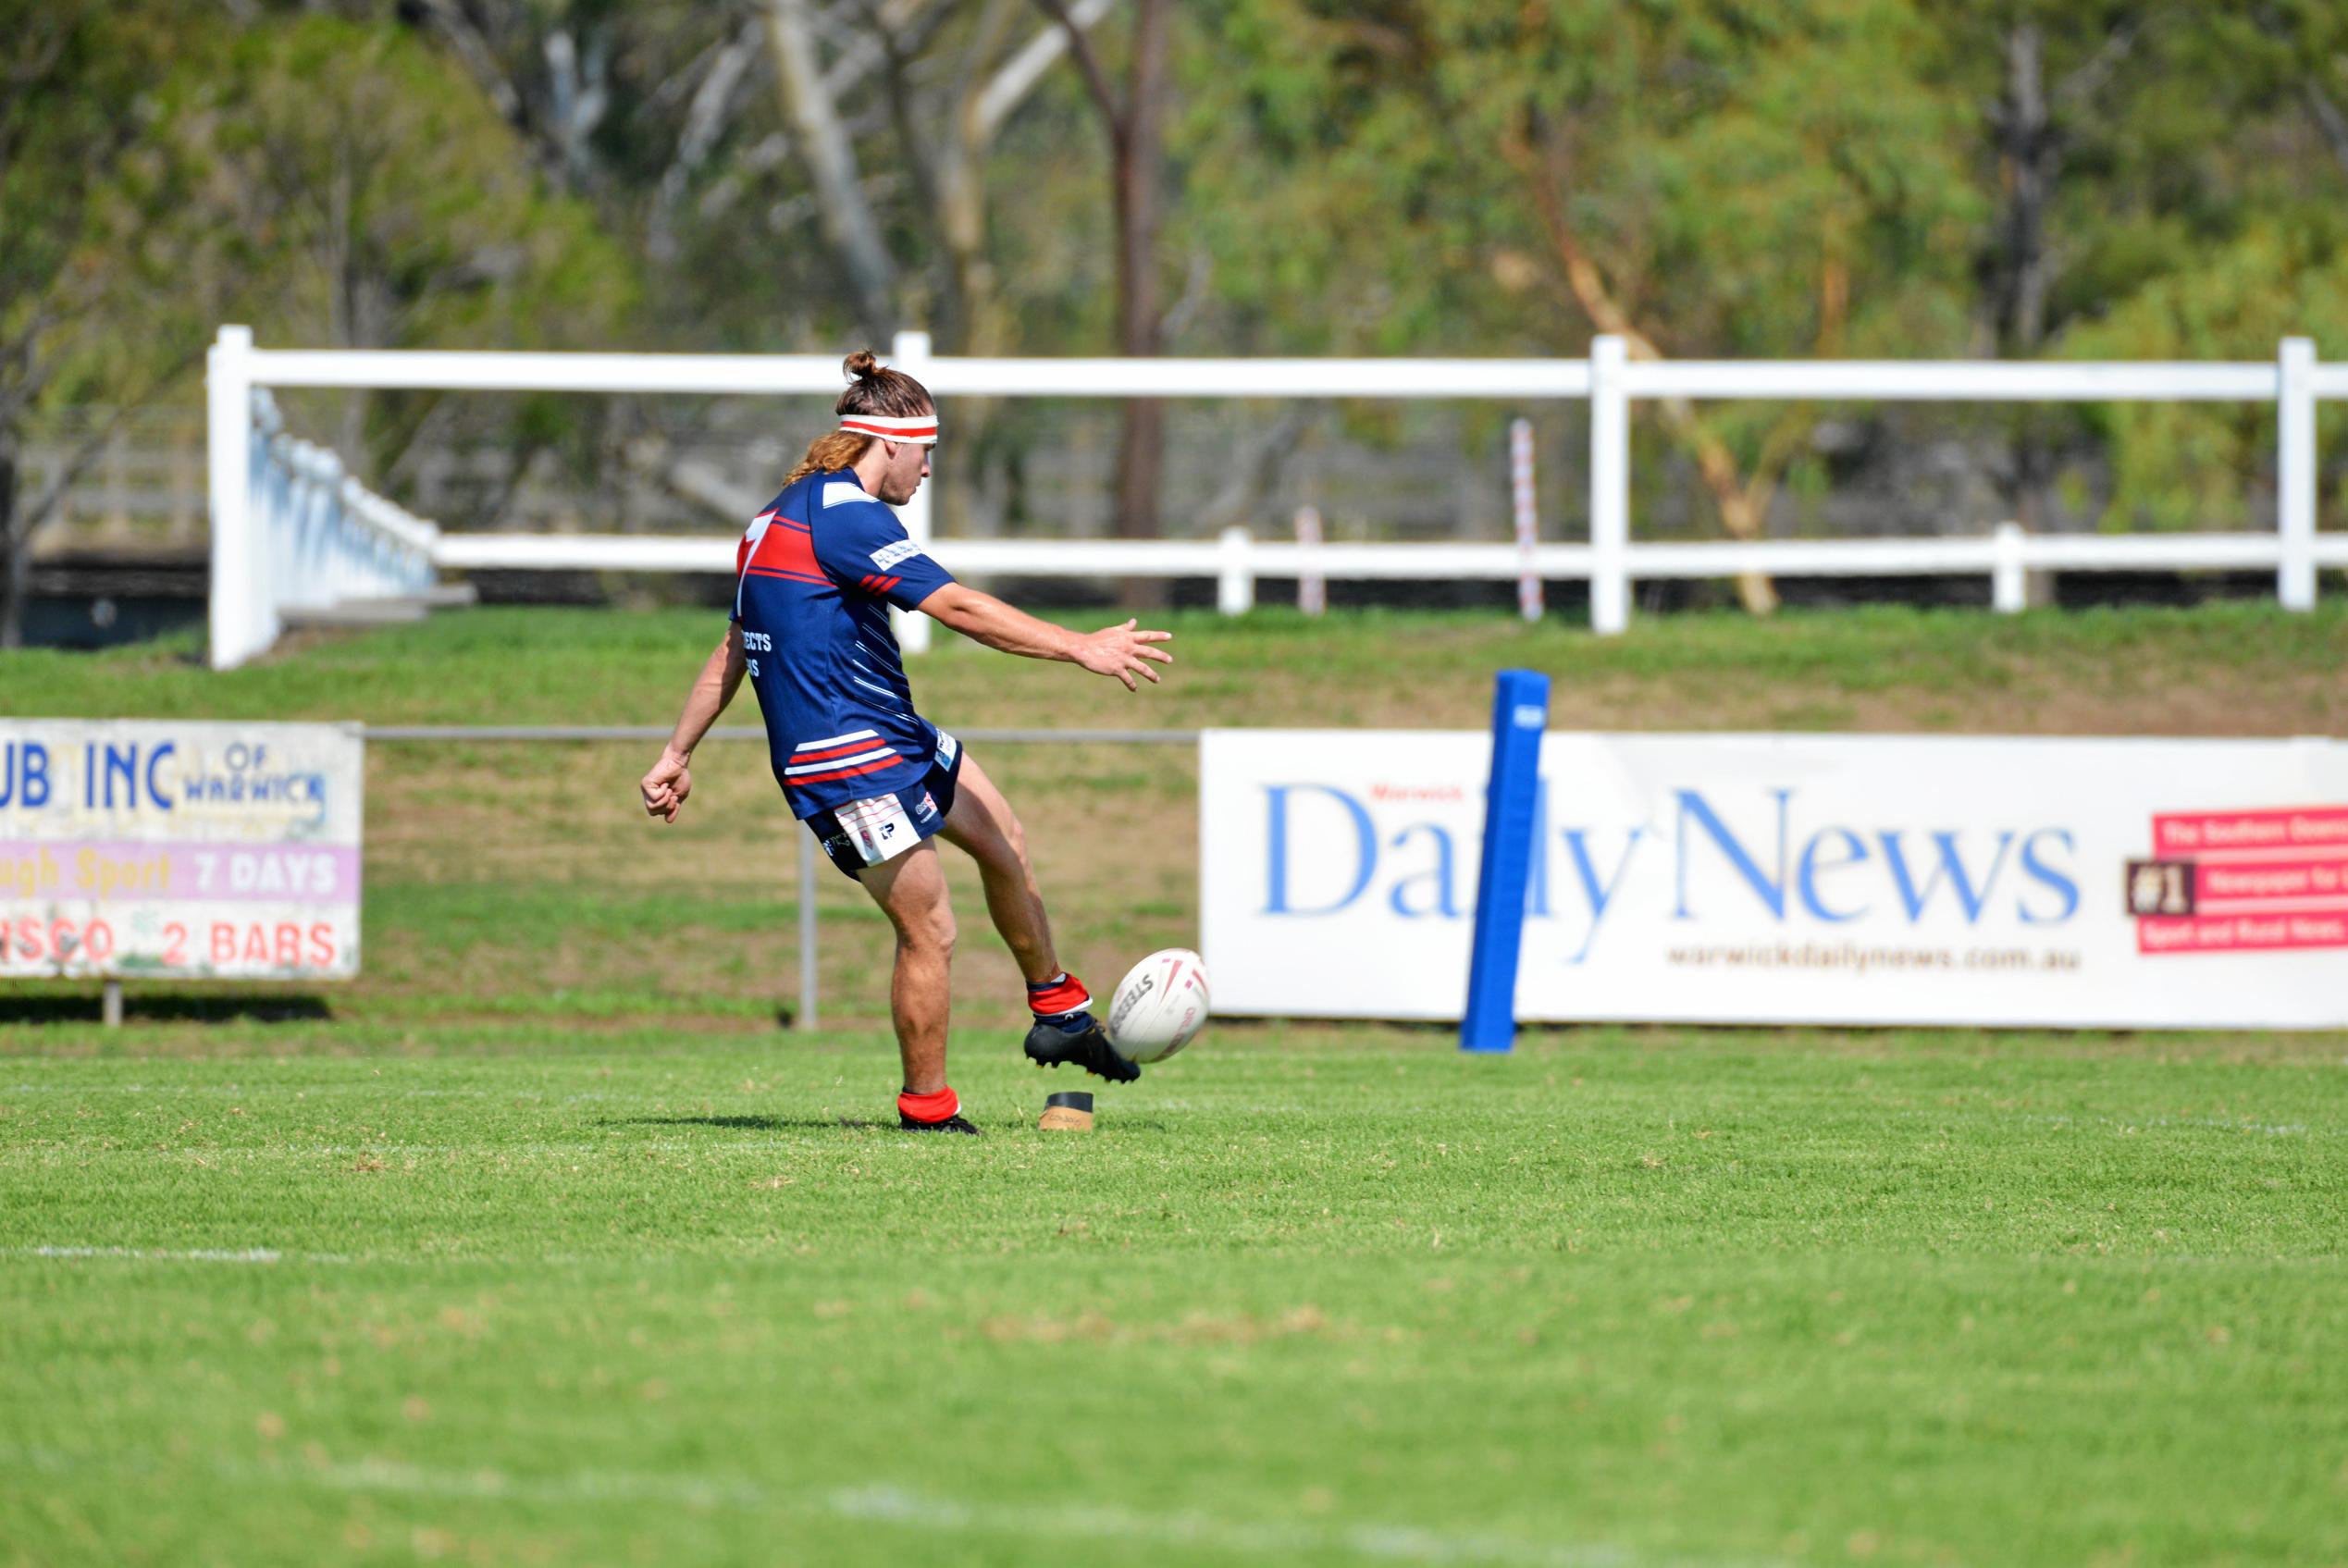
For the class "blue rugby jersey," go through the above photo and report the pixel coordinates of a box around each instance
[731,468,957,818]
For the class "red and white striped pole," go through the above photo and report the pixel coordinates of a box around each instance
[1510,418,1542,622]
[1295,505,1326,615]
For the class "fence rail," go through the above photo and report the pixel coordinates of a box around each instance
[207,327,2341,667]
[209,379,440,663]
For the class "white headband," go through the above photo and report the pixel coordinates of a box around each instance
[839,413,938,445]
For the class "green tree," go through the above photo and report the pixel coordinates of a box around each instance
[0,0,197,646]
[2050,6,2348,532]
[1187,0,1983,610]
[156,17,638,479]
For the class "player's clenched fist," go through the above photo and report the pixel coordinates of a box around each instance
[640,749,693,822]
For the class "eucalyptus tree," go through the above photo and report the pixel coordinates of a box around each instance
[1188,0,1982,612]
[2044,4,2348,534]
[1034,0,1173,588]
[161,17,636,504]
[0,1,196,646]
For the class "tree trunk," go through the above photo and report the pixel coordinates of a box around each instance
[1509,121,1780,614]
[1996,24,2053,358]
[933,80,1008,541]
[1996,21,2059,603]
[1110,0,1168,609]
[0,424,25,649]
[764,0,900,344]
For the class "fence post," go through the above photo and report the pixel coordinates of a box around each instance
[1588,336,1630,636]
[308,447,346,611]
[1217,525,1254,614]
[1510,417,1543,621]
[1295,506,1325,614]
[2279,337,2317,613]
[279,441,307,609]
[889,328,935,653]
[1991,521,2027,614]
[206,326,263,669]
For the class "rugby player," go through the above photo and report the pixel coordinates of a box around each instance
[639,351,1173,1134]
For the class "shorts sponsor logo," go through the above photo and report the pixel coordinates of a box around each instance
[834,791,919,866]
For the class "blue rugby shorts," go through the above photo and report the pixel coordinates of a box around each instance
[804,730,963,880]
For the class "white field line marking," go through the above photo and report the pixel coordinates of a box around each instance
[9,1246,572,1269]
[16,1246,355,1265]
[16,1246,2331,1278]
[0,1444,1777,1567]
[221,1453,1771,1568]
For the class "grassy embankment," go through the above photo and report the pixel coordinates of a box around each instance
[6,601,2342,1031]
[2,604,2343,1567]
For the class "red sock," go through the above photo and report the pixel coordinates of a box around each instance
[897,1086,959,1124]
[1027,971,1091,1018]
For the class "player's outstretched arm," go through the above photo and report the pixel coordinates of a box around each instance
[916,584,1174,691]
[641,623,748,822]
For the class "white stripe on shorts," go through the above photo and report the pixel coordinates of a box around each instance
[796,728,880,752]
[784,747,897,776]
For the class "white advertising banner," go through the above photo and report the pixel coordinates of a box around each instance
[1200,730,2348,1030]
[1,721,363,980]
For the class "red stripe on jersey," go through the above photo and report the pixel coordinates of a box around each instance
[736,511,781,580]
[784,757,905,787]
[743,566,828,586]
[747,511,822,580]
[792,739,897,764]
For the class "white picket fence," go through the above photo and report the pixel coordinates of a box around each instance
[205,325,2345,668]
[208,359,441,664]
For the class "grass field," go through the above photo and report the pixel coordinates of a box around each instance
[5,604,2346,1565]
[6,1027,2344,1567]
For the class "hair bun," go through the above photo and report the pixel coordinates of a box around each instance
[843,350,881,381]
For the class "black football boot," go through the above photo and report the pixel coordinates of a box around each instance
[1021,1010,1141,1084]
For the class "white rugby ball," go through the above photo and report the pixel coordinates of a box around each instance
[1105,948,1210,1064]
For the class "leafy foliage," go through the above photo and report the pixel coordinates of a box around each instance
[10,0,2348,549]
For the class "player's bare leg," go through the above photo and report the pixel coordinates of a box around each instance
[939,753,1059,983]
[942,751,1138,1084]
[855,838,957,1101]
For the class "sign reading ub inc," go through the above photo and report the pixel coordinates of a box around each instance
[1,721,363,980]
[1199,731,2348,1030]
